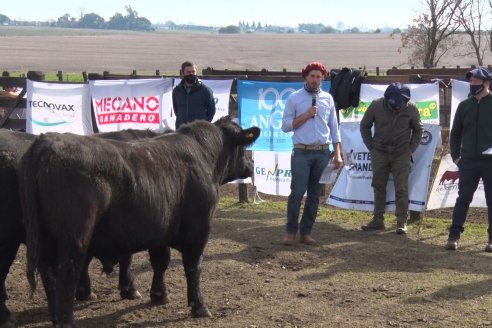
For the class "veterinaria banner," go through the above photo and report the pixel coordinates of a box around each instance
[339,83,440,124]
[26,80,92,135]
[426,80,487,209]
[238,80,330,151]
[90,78,173,132]
[253,151,292,196]
[327,122,440,212]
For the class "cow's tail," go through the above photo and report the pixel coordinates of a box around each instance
[21,148,40,297]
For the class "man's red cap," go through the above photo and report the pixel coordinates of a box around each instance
[301,62,328,78]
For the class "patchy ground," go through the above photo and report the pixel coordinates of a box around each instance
[4,187,492,328]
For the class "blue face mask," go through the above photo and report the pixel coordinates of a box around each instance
[470,83,484,96]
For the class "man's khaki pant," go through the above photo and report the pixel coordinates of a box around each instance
[371,149,411,223]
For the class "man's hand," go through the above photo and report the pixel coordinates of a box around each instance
[332,154,343,169]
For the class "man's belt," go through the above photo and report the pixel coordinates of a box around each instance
[293,143,329,150]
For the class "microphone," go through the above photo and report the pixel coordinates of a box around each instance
[311,94,316,118]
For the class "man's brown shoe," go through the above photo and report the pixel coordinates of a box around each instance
[361,218,385,231]
[283,233,296,245]
[300,235,316,245]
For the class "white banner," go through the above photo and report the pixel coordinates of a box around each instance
[450,79,469,129]
[253,151,292,196]
[90,78,173,132]
[426,80,487,209]
[327,123,440,212]
[426,154,486,209]
[26,80,92,135]
[339,83,440,124]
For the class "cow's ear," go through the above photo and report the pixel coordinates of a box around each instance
[237,127,260,145]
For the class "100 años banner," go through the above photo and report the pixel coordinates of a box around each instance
[90,78,173,132]
[327,123,440,212]
[339,83,440,124]
[238,80,330,151]
[26,80,93,135]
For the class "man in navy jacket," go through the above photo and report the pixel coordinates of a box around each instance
[172,61,216,129]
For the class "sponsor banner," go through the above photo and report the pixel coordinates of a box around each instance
[238,80,330,151]
[426,154,486,210]
[327,122,440,212]
[26,80,92,135]
[90,78,173,132]
[172,78,233,127]
[339,83,440,124]
[450,79,469,128]
[253,151,292,196]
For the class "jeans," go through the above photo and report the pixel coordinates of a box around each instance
[449,158,492,239]
[286,148,330,235]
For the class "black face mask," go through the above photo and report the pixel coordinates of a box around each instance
[470,83,484,96]
[184,75,197,84]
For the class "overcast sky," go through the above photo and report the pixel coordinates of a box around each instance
[1,0,424,28]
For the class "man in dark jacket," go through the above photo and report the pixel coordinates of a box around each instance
[446,67,492,251]
[172,61,216,129]
[360,83,423,234]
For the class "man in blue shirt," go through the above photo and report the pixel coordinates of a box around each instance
[281,62,343,245]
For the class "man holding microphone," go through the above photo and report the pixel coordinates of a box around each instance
[281,61,343,245]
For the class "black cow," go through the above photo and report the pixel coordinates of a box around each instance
[20,116,259,327]
[0,128,159,327]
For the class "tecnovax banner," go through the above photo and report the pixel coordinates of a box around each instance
[339,83,440,124]
[90,78,173,132]
[238,80,330,151]
[26,80,92,135]
[253,151,292,196]
[327,122,440,212]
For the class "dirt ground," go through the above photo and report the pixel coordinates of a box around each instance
[3,185,492,328]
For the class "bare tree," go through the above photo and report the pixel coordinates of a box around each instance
[456,0,489,66]
[401,0,461,68]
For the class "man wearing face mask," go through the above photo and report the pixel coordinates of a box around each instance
[172,61,216,129]
[281,61,343,245]
[445,67,492,251]
[359,82,423,234]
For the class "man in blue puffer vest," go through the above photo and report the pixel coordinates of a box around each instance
[172,61,216,129]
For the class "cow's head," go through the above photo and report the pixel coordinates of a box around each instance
[215,116,260,184]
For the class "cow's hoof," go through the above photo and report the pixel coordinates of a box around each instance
[150,291,169,304]
[75,289,97,301]
[54,324,73,328]
[191,306,212,318]
[120,288,141,300]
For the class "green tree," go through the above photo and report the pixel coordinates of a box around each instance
[0,14,10,25]
[218,25,240,34]
[78,13,105,29]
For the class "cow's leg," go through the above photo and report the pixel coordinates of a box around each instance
[75,255,96,301]
[149,246,170,304]
[54,245,86,327]
[118,254,141,300]
[38,260,57,325]
[0,239,21,326]
[182,248,211,317]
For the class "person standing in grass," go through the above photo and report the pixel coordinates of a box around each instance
[446,67,492,251]
[359,82,423,235]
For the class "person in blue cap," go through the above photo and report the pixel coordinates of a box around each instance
[359,82,423,234]
[446,67,492,251]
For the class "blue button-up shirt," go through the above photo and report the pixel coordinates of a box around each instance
[281,88,341,145]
